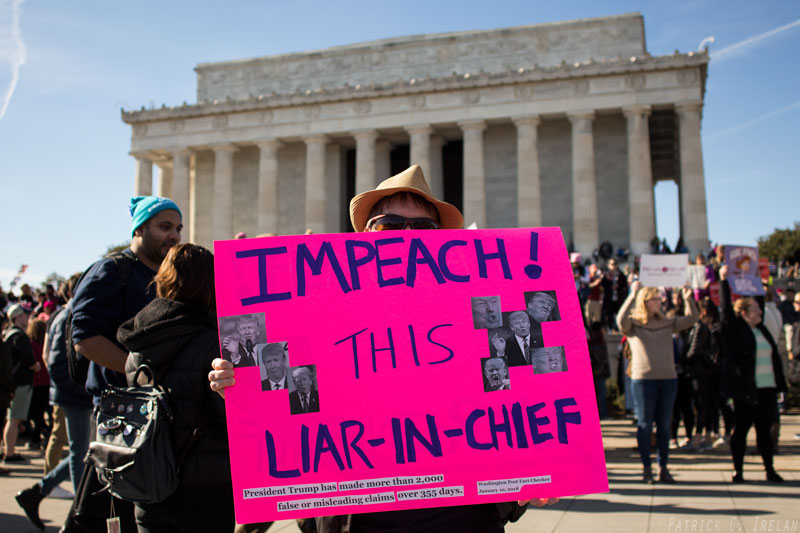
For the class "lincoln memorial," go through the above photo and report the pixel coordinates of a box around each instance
[122,12,710,257]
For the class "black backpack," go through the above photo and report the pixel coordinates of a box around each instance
[65,252,133,386]
[85,364,208,504]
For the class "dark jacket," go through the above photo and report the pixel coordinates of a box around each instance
[719,280,787,405]
[72,249,156,399]
[47,304,92,408]
[0,334,16,408]
[686,321,714,379]
[117,298,233,518]
[4,326,35,386]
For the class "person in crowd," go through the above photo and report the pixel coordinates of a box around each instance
[617,281,698,484]
[55,196,182,533]
[15,274,91,527]
[3,303,40,463]
[602,259,627,332]
[482,357,511,391]
[719,265,787,483]
[588,322,610,419]
[777,288,797,325]
[37,301,56,322]
[25,318,50,451]
[32,291,48,317]
[209,165,558,532]
[571,254,589,309]
[19,284,35,305]
[684,298,720,451]
[0,311,16,476]
[667,290,694,450]
[116,243,233,532]
[584,265,604,326]
[260,343,289,391]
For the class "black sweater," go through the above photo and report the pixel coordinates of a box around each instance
[719,280,787,405]
[118,298,233,514]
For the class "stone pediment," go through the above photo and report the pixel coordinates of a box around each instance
[195,13,646,102]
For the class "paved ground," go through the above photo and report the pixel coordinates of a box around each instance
[2,413,798,532]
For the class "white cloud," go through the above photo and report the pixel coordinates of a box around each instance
[707,99,800,140]
[0,0,25,120]
[712,18,800,62]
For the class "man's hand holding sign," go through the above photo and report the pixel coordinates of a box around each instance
[209,166,604,530]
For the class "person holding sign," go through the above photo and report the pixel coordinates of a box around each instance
[616,281,698,484]
[209,165,558,532]
[718,265,787,483]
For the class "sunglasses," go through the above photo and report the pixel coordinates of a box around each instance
[366,214,440,231]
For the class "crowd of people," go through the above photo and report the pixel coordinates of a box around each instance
[1,164,797,531]
[571,248,799,485]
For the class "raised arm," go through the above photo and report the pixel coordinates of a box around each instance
[674,287,699,332]
[718,265,735,326]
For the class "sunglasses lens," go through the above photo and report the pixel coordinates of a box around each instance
[409,220,439,230]
[372,221,406,231]
[367,214,439,231]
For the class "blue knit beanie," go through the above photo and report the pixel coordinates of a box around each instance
[129,196,182,237]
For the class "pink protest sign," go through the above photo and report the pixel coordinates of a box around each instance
[214,227,608,523]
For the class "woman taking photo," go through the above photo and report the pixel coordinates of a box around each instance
[617,281,698,484]
[117,243,234,532]
[718,265,786,483]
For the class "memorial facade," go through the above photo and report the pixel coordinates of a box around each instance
[122,12,710,257]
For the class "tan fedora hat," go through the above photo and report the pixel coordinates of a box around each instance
[349,164,464,232]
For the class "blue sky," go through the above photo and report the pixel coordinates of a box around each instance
[1,0,799,289]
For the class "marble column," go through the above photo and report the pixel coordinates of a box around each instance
[460,120,486,228]
[304,134,328,234]
[212,144,238,241]
[624,106,656,255]
[256,139,281,236]
[133,153,153,196]
[513,115,542,228]
[407,124,433,179]
[676,101,709,256]
[568,111,599,256]
[354,130,378,193]
[375,140,392,183]
[429,135,445,201]
[170,148,192,241]
[325,144,343,232]
[156,161,172,199]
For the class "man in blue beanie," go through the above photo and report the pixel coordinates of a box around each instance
[15,196,181,531]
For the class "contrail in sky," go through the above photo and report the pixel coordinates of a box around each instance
[0,0,26,121]
[708,99,800,140]
[712,18,800,61]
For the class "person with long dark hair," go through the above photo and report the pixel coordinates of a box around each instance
[718,265,787,483]
[117,243,234,531]
[685,298,720,451]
